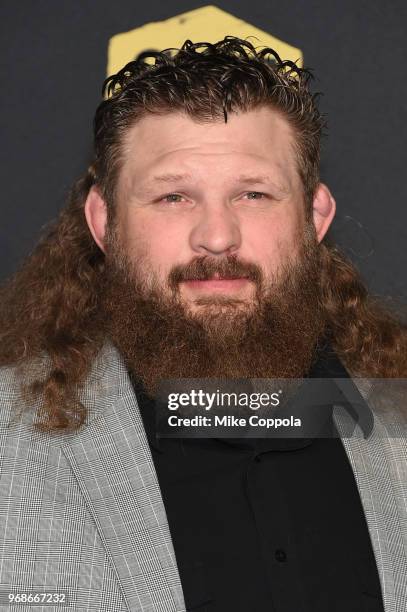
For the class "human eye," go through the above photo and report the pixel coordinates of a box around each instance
[159,193,186,204]
[244,191,267,200]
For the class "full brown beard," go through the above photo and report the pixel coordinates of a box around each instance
[101,225,327,398]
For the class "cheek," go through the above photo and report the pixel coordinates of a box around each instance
[244,208,303,268]
[119,214,184,278]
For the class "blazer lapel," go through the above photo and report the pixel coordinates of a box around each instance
[61,343,185,612]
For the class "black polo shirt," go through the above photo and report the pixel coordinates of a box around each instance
[130,346,384,611]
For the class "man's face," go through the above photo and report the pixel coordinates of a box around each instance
[113,106,306,317]
[97,106,327,394]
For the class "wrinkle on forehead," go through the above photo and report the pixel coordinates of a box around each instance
[118,108,300,201]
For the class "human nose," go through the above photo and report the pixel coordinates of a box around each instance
[188,200,242,256]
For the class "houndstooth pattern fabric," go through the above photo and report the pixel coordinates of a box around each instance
[0,343,185,612]
[0,341,406,611]
[336,384,407,612]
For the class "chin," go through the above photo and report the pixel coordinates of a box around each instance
[188,299,253,315]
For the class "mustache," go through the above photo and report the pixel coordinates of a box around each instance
[168,254,263,289]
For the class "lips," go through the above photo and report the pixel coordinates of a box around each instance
[181,276,250,292]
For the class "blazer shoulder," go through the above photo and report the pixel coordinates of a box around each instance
[0,362,28,427]
[0,358,55,437]
[353,376,407,431]
[0,342,130,438]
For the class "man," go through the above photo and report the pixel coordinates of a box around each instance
[0,37,406,611]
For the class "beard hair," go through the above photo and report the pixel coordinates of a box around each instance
[101,226,327,398]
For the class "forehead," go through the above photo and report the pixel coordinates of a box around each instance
[118,106,300,195]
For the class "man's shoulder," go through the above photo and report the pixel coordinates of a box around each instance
[365,378,406,427]
[0,363,59,459]
[0,361,20,394]
[0,362,28,427]
[350,377,407,440]
[0,341,131,432]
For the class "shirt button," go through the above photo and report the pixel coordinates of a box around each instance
[274,549,287,562]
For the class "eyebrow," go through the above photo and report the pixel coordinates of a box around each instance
[150,173,192,183]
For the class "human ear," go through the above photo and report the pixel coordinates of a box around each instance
[312,183,336,242]
[84,185,108,253]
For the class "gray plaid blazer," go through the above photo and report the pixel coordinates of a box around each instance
[0,341,406,611]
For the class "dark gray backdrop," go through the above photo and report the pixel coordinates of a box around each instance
[1,0,406,302]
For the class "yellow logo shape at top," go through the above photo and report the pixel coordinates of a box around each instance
[107,5,302,76]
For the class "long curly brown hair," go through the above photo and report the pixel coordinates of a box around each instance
[1,37,406,433]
